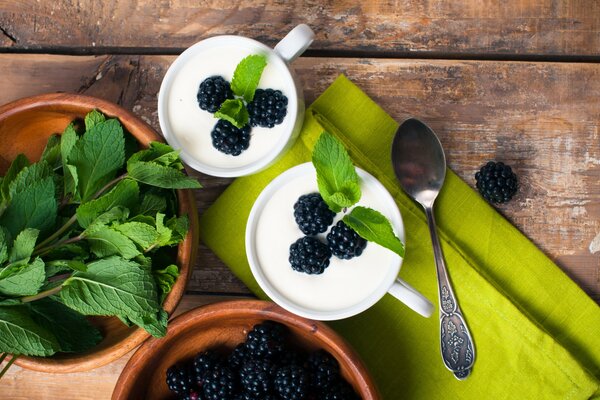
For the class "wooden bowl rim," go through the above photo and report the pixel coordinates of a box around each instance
[112,300,380,400]
[0,93,198,373]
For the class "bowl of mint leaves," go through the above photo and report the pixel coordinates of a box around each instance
[0,93,201,374]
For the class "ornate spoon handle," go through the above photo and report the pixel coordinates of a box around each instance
[425,207,475,380]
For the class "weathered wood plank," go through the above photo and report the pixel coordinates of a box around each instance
[0,294,247,400]
[0,54,598,303]
[0,1,600,57]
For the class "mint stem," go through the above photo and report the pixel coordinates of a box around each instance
[0,353,7,365]
[33,235,82,258]
[20,285,63,303]
[92,173,127,200]
[0,354,18,380]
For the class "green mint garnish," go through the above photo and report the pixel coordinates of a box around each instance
[311,131,361,213]
[230,54,268,102]
[215,98,249,129]
[343,206,405,257]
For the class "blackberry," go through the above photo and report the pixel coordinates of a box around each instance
[193,350,221,387]
[289,237,332,275]
[202,365,238,400]
[248,89,288,128]
[274,364,309,400]
[277,349,305,368]
[211,119,251,156]
[166,363,194,396]
[475,161,518,204]
[181,391,201,400]
[326,221,367,260]
[293,193,336,235]
[306,350,340,390]
[322,380,360,400]
[245,321,287,359]
[197,76,233,113]
[240,358,274,396]
[234,393,278,400]
[228,343,249,371]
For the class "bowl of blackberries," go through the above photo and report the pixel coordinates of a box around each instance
[112,300,379,400]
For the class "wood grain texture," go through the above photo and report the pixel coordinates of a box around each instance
[0,53,597,303]
[0,1,599,57]
[0,294,248,400]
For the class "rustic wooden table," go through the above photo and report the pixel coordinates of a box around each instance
[0,1,599,398]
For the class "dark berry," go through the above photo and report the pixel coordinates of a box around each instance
[293,193,336,235]
[240,358,274,396]
[228,343,249,371]
[277,349,305,368]
[181,391,201,400]
[166,363,194,396]
[307,350,340,390]
[248,88,288,128]
[322,380,360,400]
[475,161,518,204]
[211,119,251,156]
[289,237,332,275]
[326,221,367,260]
[193,350,221,387]
[274,364,309,400]
[202,365,238,400]
[245,321,287,359]
[197,76,233,113]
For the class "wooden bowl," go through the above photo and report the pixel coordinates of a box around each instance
[112,300,380,400]
[0,93,199,373]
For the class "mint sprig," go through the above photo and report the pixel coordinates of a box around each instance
[343,207,405,257]
[231,54,267,102]
[215,98,249,129]
[312,132,361,212]
[311,132,405,257]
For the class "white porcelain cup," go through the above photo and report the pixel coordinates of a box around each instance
[246,163,434,320]
[158,25,315,177]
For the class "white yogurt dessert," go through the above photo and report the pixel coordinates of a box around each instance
[158,34,307,177]
[246,163,407,320]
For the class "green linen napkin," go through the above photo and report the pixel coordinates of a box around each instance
[200,75,600,399]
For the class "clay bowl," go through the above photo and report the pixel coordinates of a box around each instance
[0,93,198,373]
[112,300,380,399]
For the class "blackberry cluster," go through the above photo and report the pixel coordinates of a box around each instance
[294,193,336,235]
[197,76,233,113]
[289,237,332,275]
[211,120,251,156]
[248,89,289,128]
[475,161,518,204]
[165,321,361,399]
[326,221,367,260]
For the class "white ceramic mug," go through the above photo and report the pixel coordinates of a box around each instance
[158,25,315,177]
[246,163,434,320]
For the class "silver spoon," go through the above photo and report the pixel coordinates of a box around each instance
[391,118,475,380]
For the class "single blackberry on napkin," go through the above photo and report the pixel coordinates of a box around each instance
[475,161,518,204]
[294,193,336,235]
[289,237,332,275]
[248,88,288,128]
[197,76,234,113]
[211,119,251,156]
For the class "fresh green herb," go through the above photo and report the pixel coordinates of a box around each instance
[231,54,268,102]
[215,99,249,129]
[0,110,201,363]
[311,132,361,212]
[343,207,405,257]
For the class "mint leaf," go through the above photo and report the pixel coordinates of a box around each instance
[40,134,62,169]
[137,191,167,216]
[0,176,57,237]
[343,206,405,257]
[85,206,130,233]
[0,228,8,265]
[84,109,106,131]
[46,259,87,273]
[68,118,125,201]
[125,309,168,338]
[29,298,102,353]
[153,264,179,304]
[215,99,249,129]
[155,213,172,246]
[9,160,53,198]
[114,222,159,250]
[128,142,182,169]
[231,54,268,102]
[76,179,139,228]
[83,226,140,259]
[128,161,201,189]
[0,257,45,296]
[61,123,79,199]
[0,305,60,356]
[1,154,29,202]
[166,215,189,245]
[60,256,159,317]
[9,228,39,264]
[312,132,361,212]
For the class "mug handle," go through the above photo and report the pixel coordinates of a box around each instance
[388,278,434,318]
[274,24,315,63]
